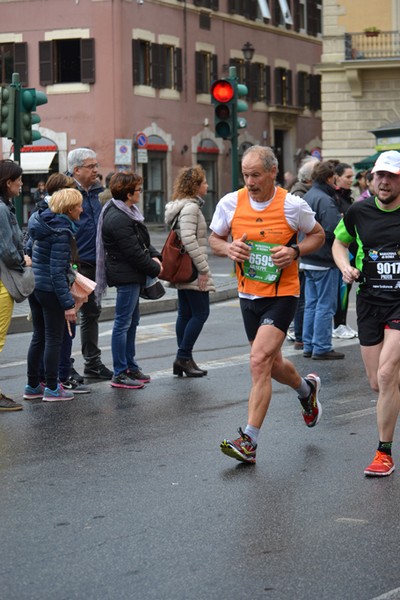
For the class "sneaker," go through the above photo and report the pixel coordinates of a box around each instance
[332,324,356,339]
[43,385,74,402]
[128,369,151,383]
[70,366,84,384]
[220,427,257,464]
[23,383,45,400]
[111,372,145,389]
[60,377,91,395]
[294,341,304,350]
[364,451,395,477]
[312,350,345,360]
[286,329,296,342]
[345,325,358,337]
[0,393,23,411]
[299,373,322,428]
[84,364,113,380]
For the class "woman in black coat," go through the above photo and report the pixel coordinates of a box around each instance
[96,171,162,389]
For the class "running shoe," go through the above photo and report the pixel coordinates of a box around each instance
[364,451,395,477]
[23,383,45,400]
[60,377,91,394]
[220,427,257,464]
[84,363,113,380]
[111,372,144,389]
[0,393,23,411]
[128,369,151,383]
[332,324,356,339]
[299,373,322,427]
[43,385,74,402]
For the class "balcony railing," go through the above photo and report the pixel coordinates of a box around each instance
[345,31,400,60]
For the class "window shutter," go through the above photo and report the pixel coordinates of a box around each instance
[264,65,271,104]
[81,38,95,84]
[274,68,282,105]
[132,39,141,85]
[227,0,235,14]
[14,43,28,86]
[292,0,301,31]
[39,41,53,86]
[152,43,163,88]
[248,63,259,102]
[175,47,183,91]
[211,54,218,83]
[286,69,292,105]
[211,0,219,9]
[307,0,318,36]
[297,72,306,107]
[310,74,321,111]
[195,52,203,94]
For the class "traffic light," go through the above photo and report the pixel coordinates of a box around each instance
[19,87,48,145]
[236,82,248,130]
[211,78,235,139]
[0,85,16,139]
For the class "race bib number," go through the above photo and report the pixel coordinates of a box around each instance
[364,248,400,292]
[243,241,282,284]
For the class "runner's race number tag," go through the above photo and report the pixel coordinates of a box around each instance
[243,241,281,284]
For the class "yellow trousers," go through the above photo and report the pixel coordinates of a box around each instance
[0,279,14,353]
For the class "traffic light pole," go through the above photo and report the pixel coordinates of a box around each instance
[229,66,239,191]
[10,73,23,226]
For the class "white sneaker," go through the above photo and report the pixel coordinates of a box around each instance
[332,324,356,339]
[344,325,358,337]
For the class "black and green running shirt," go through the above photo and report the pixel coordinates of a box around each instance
[334,195,400,304]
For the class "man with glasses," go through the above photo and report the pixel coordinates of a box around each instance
[67,148,113,380]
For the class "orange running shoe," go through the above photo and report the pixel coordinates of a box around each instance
[364,451,395,477]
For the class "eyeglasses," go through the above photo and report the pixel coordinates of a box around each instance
[134,188,142,193]
[81,163,99,170]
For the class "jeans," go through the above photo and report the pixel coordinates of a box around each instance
[58,321,76,381]
[112,283,141,376]
[176,290,210,360]
[294,270,305,343]
[79,263,102,368]
[27,289,66,390]
[303,268,339,356]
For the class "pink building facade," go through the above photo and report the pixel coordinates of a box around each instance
[0,0,322,223]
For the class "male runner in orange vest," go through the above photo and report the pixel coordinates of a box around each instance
[209,145,325,463]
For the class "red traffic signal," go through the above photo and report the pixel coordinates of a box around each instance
[211,79,235,140]
[211,80,235,103]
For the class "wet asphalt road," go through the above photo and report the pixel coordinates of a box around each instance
[2,297,400,600]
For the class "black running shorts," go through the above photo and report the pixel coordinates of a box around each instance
[239,296,298,342]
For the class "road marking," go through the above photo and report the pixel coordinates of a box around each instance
[334,407,376,420]
[335,517,368,524]
[369,588,400,600]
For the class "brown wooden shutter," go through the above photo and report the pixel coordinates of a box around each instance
[39,41,53,86]
[14,43,28,86]
[81,39,95,83]
[175,47,182,91]
[152,43,163,88]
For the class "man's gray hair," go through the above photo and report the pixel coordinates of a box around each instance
[242,145,279,173]
[68,148,97,173]
[297,157,320,183]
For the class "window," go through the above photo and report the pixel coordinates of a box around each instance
[39,39,95,86]
[195,52,218,94]
[0,42,27,85]
[297,71,320,111]
[227,0,258,20]
[274,67,292,106]
[133,41,182,91]
[248,63,271,104]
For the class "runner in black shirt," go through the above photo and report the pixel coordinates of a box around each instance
[333,150,400,477]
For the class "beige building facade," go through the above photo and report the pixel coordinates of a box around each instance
[319,0,400,165]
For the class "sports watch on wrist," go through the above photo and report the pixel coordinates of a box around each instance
[290,244,300,260]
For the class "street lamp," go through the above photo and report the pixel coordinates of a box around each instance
[241,42,255,63]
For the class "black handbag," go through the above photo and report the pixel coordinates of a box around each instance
[140,278,166,300]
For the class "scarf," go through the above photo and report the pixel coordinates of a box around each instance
[95,198,145,303]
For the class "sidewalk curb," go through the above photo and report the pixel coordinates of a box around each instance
[8,284,238,335]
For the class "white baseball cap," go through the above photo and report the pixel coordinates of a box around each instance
[371,151,400,175]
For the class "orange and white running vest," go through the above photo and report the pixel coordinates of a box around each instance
[231,187,299,297]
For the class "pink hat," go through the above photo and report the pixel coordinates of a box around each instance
[371,151,400,175]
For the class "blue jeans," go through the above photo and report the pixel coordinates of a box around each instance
[303,268,339,356]
[176,290,210,360]
[112,283,141,376]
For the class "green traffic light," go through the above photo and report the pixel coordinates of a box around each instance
[18,87,48,146]
[0,86,16,139]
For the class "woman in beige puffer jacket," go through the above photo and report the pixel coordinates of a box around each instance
[164,165,215,377]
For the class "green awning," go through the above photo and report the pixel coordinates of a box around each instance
[354,151,382,170]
